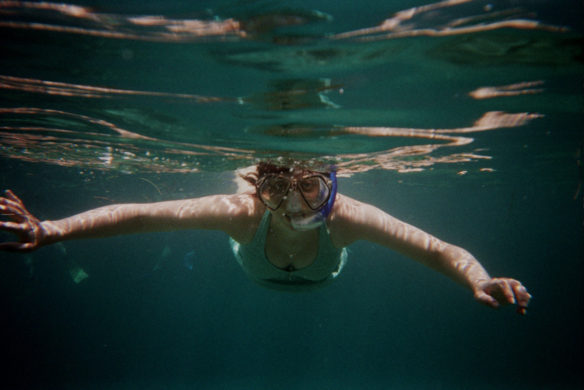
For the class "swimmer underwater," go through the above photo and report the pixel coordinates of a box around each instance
[0,161,531,314]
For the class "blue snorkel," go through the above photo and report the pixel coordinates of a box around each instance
[321,170,337,217]
[290,169,338,231]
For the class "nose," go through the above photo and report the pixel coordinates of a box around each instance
[284,188,303,212]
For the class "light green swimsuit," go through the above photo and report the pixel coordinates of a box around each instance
[230,211,347,291]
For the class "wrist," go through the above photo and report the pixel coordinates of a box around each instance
[39,220,63,245]
[471,276,492,292]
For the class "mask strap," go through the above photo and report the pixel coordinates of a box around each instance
[320,171,337,218]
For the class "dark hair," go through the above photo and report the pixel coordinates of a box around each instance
[242,161,330,187]
[242,162,292,187]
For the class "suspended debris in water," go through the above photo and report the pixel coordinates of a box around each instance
[183,250,196,271]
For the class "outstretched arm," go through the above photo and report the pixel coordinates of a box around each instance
[329,194,531,314]
[0,190,259,251]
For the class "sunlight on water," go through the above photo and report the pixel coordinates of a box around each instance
[1,0,581,176]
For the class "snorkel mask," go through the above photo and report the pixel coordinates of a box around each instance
[256,169,338,231]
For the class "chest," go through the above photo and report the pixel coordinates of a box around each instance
[264,228,319,271]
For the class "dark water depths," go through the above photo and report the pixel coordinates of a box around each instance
[1,0,583,388]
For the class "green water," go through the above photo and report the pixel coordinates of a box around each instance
[1,0,583,388]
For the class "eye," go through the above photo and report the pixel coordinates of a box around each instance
[268,177,290,195]
[300,177,321,193]
[300,180,316,192]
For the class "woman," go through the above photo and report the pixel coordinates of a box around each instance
[0,162,531,313]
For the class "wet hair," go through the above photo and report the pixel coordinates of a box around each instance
[242,162,292,187]
[242,161,329,187]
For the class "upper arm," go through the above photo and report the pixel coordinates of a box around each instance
[328,194,490,289]
[47,193,264,244]
[328,194,447,261]
[141,193,264,242]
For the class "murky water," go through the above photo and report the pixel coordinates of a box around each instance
[1,0,582,388]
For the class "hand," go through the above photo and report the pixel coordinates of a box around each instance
[474,277,532,315]
[0,190,46,252]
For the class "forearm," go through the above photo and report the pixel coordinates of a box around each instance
[338,198,491,291]
[427,243,491,291]
[40,203,172,244]
[38,196,232,245]
[333,196,529,310]
[383,228,491,290]
[375,214,491,290]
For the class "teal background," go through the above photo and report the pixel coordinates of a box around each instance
[1,1,582,388]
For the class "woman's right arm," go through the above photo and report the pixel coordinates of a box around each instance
[0,190,260,251]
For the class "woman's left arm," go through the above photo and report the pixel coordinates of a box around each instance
[329,194,531,314]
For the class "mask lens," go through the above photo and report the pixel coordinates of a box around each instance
[299,176,330,210]
[259,175,290,209]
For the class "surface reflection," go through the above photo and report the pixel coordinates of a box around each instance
[0,1,244,41]
[243,79,340,110]
[469,81,545,100]
[333,0,567,41]
[0,106,541,175]
[0,0,573,177]
[0,107,253,173]
[0,75,233,102]
[0,0,570,43]
[334,111,542,174]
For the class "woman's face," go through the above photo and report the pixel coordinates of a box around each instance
[260,170,324,228]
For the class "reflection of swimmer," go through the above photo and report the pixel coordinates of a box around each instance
[0,161,530,314]
[244,79,340,111]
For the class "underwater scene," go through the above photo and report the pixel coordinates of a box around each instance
[0,0,582,388]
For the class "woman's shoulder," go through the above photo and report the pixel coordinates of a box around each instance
[219,193,265,243]
[212,193,264,220]
[327,193,366,247]
[327,193,397,247]
[329,193,367,218]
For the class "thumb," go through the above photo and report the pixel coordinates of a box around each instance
[474,290,500,309]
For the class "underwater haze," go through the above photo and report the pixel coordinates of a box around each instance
[1,0,583,389]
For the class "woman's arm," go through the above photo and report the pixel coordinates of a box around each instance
[329,194,531,314]
[0,190,260,251]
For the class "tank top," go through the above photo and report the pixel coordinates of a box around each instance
[229,211,347,291]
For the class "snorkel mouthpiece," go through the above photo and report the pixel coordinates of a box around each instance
[290,213,326,231]
[290,170,337,231]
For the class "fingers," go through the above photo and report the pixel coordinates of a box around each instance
[480,278,532,315]
[1,190,26,209]
[510,280,532,315]
[1,191,33,223]
[0,196,24,213]
[0,203,25,223]
[4,190,22,204]
[0,191,42,252]
[0,241,35,252]
[0,220,27,234]
[483,278,511,305]
[474,290,499,309]
[495,278,517,304]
